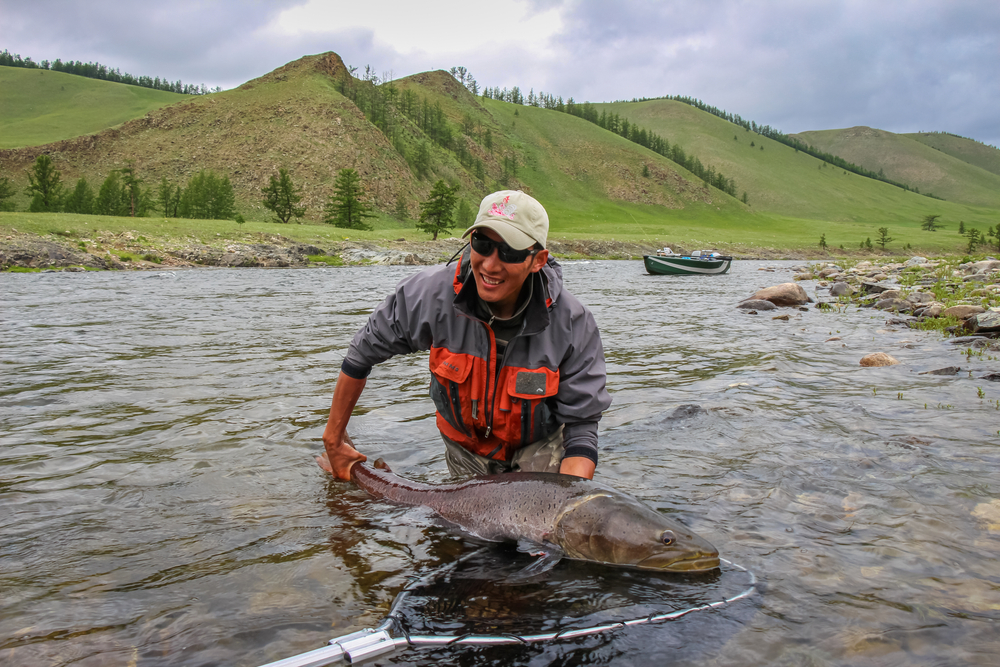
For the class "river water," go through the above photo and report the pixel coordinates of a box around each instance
[2,260,998,667]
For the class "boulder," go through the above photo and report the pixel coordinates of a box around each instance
[860,353,900,367]
[736,299,777,311]
[746,283,811,307]
[906,292,934,305]
[905,256,928,266]
[875,298,911,312]
[829,282,854,297]
[860,282,893,295]
[793,272,814,281]
[966,311,1000,334]
[942,305,986,319]
[914,303,945,318]
[964,260,1000,274]
[818,267,841,278]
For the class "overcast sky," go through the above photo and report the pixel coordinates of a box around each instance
[3,0,997,147]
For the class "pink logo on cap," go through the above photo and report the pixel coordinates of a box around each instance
[488,195,517,220]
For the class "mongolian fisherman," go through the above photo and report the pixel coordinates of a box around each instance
[317,190,611,481]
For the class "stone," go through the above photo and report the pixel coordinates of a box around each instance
[967,311,1000,334]
[965,260,1000,274]
[793,272,814,281]
[860,282,893,295]
[906,292,934,304]
[860,353,900,367]
[942,305,986,319]
[818,267,841,278]
[829,282,854,297]
[919,366,961,375]
[905,256,928,266]
[747,283,811,307]
[736,299,777,311]
[874,298,910,312]
[914,303,944,318]
[772,314,790,321]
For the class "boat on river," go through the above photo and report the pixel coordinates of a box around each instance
[643,249,733,275]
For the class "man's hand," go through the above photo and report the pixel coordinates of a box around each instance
[318,372,368,480]
[316,435,366,480]
[559,456,596,479]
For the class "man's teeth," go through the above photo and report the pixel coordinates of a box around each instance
[483,276,502,285]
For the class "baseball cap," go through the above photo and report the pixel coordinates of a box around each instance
[462,190,548,249]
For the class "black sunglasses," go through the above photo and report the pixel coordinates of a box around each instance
[470,232,538,264]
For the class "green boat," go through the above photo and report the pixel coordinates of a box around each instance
[643,251,733,275]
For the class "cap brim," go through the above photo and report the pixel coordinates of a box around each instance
[462,220,537,250]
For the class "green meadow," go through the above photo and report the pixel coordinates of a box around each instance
[0,66,187,149]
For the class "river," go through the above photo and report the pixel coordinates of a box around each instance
[2,260,998,667]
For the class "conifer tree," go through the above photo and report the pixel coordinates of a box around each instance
[63,177,95,215]
[417,180,459,240]
[262,168,306,224]
[324,168,374,230]
[876,227,893,249]
[26,155,64,212]
[0,176,16,212]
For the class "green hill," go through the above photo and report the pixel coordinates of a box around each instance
[1,53,998,256]
[792,126,1000,209]
[904,131,1000,178]
[0,66,188,149]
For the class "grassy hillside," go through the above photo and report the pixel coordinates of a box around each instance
[793,126,1000,209]
[0,66,187,149]
[904,131,1000,178]
[1,53,998,257]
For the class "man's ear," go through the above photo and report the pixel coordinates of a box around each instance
[530,249,549,273]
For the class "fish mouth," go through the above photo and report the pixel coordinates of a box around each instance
[636,552,721,573]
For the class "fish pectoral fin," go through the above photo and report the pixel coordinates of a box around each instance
[506,540,564,583]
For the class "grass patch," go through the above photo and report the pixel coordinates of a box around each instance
[4,266,42,272]
[307,254,343,266]
[141,253,162,263]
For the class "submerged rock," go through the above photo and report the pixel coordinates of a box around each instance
[860,353,900,367]
[736,299,777,311]
[745,283,811,307]
[919,366,961,375]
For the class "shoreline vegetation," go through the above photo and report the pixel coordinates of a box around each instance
[3,212,998,273]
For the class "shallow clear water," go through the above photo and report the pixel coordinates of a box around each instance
[2,261,999,666]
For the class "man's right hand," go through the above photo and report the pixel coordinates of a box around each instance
[319,372,369,480]
[316,437,367,481]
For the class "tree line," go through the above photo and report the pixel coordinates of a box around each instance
[1,155,236,220]
[650,95,941,198]
[0,49,219,95]
[472,74,740,198]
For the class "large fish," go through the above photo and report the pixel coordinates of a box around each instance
[350,460,720,573]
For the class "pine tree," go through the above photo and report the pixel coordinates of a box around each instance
[177,170,236,220]
[156,177,181,217]
[921,214,943,231]
[876,227,893,249]
[95,171,129,216]
[393,194,409,221]
[261,168,306,223]
[119,163,146,217]
[26,155,64,212]
[0,176,17,211]
[417,180,459,240]
[63,177,95,214]
[324,168,374,230]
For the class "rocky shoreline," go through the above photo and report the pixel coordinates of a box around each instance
[1,229,826,272]
[737,257,1000,346]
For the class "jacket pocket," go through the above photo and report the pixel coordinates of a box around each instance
[429,348,475,437]
[504,368,559,445]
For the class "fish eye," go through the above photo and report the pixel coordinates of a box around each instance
[661,531,675,546]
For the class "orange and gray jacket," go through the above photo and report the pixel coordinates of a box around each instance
[341,249,611,465]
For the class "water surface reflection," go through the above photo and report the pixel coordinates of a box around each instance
[1,261,998,666]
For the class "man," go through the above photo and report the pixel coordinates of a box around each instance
[317,190,610,481]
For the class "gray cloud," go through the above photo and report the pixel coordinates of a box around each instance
[1,0,997,146]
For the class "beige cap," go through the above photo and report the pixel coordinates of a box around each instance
[462,190,548,249]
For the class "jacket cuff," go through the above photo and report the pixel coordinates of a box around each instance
[341,358,372,379]
[562,421,599,465]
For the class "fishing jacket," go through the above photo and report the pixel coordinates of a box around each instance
[341,248,611,465]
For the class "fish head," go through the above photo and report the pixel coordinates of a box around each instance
[553,491,720,573]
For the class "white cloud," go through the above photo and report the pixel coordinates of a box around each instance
[268,0,564,57]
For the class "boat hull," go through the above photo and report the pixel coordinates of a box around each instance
[643,255,733,275]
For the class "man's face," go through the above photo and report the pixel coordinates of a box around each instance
[470,228,549,314]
